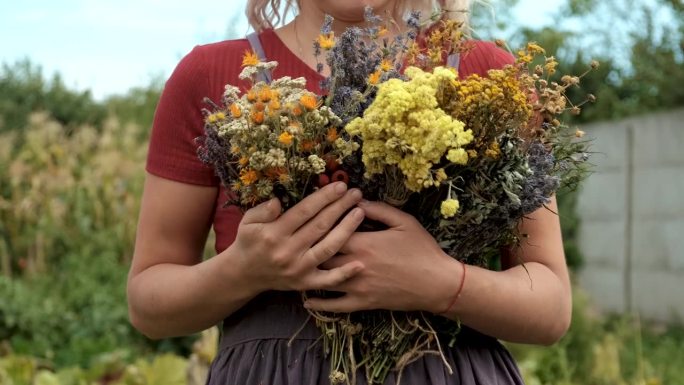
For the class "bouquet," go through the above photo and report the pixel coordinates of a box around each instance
[198,8,596,385]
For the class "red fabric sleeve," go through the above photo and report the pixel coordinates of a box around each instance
[146,46,219,186]
[460,40,516,77]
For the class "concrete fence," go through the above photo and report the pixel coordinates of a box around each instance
[576,108,684,322]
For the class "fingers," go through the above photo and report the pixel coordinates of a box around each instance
[357,200,409,229]
[291,188,363,249]
[300,207,365,268]
[304,261,364,291]
[318,254,353,270]
[241,198,281,225]
[277,182,349,234]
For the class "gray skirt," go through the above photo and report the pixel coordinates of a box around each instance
[206,293,525,385]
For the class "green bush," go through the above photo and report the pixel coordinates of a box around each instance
[509,290,684,385]
[0,60,106,133]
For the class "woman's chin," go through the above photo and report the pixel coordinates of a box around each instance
[314,0,395,22]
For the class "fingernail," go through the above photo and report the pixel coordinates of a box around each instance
[358,199,370,206]
[335,182,347,194]
[350,189,362,199]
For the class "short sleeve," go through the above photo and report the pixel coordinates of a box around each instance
[460,41,516,77]
[146,46,219,186]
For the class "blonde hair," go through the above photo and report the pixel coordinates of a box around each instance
[246,0,472,32]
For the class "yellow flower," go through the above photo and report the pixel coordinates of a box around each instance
[526,42,546,55]
[380,59,393,72]
[435,168,447,183]
[575,129,585,138]
[259,86,274,102]
[345,66,472,192]
[517,50,533,64]
[544,57,558,75]
[447,148,468,164]
[484,142,501,159]
[378,26,389,37]
[279,172,292,184]
[268,99,281,111]
[299,94,318,110]
[242,50,260,67]
[238,156,249,166]
[317,33,335,49]
[206,112,226,124]
[278,132,294,146]
[440,199,460,218]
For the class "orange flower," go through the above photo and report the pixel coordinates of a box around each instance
[242,50,260,67]
[378,27,389,37]
[238,156,249,166]
[239,169,258,186]
[259,86,273,102]
[265,167,289,183]
[251,110,265,124]
[269,99,281,111]
[299,94,318,110]
[278,132,294,146]
[292,105,303,116]
[254,101,266,111]
[326,127,338,142]
[230,103,242,118]
[299,139,315,152]
[231,145,241,155]
[380,59,393,72]
[317,33,335,49]
[368,70,381,85]
[247,90,257,102]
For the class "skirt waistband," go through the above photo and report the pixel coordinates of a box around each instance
[220,302,320,350]
[219,300,499,352]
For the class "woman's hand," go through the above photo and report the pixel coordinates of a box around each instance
[303,200,462,314]
[304,197,572,345]
[225,181,367,295]
[128,176,366,339]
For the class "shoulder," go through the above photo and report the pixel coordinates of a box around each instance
[190,38,252,64]
[460,40,515,77]
[167,38,252,101]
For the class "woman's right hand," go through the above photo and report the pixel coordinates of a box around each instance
[226,181,366,294]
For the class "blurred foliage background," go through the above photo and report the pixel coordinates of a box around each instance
[1,0,683,384]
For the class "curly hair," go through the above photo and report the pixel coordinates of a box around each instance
[245,0,473,32]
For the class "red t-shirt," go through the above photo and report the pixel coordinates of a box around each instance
[146,29,515,253]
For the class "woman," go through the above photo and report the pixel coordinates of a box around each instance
[127,0,572,384]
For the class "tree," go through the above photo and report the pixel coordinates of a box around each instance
[0,60,106,133]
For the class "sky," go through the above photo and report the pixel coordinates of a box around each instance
[0,0,563,100]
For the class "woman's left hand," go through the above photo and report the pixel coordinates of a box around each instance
[304,200,463,314]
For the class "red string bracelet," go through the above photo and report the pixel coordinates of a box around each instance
[439,260,466,315]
